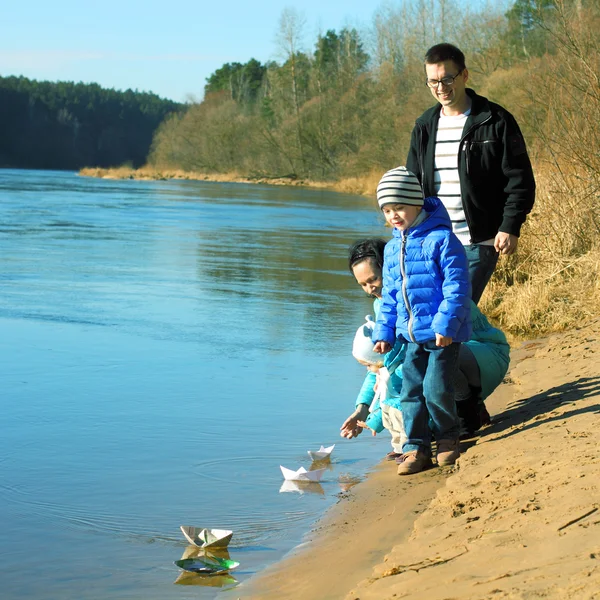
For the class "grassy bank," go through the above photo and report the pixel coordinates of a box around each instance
[79,165,381,195]
[79,166,333,189]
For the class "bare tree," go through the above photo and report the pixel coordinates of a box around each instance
[276,7,307,175]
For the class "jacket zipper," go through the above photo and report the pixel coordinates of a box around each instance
[400,233,417,343]
[459,114,492,236]
[418,124,426,190]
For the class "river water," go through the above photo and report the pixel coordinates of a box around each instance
[0,169,388,599]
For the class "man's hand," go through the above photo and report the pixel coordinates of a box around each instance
[494,232,519,255]
[435,333,453,347]
[373,341,391,354]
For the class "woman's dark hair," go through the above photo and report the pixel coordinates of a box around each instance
[424,43,466,72]
[348,238,387,272]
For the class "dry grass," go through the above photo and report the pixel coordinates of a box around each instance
[79,165,339,189]
[329,170,382,197]
[79,166,244,182]
[479,161,600,337]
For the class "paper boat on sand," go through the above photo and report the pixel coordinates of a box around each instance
[180,526,233,548]
[174,555,239,575]
[307,444,335,461]
[280,465,326,482]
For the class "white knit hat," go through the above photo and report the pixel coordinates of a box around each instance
[352,316,384,366]
[376,166,424,208]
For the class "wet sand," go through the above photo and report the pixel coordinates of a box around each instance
[238,317,600,599]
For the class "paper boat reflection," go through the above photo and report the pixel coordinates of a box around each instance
[180,526,233,548]
[279,480,325,495]
[174,571,237,587]
[280,465,326,482]
[307,444,335,461]
[174,570,237,587]
[174,555,239,575]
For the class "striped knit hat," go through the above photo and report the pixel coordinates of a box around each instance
[376,166,424,208]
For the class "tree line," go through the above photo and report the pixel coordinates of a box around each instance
[0,76,182,170]
[149,0,564,181]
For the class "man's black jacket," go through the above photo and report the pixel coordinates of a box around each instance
[406,89,536,244]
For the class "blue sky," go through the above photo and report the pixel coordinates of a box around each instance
[0,0,385,102]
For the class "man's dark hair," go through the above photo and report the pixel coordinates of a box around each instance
[424,43,466,72]
[348,238,386,272]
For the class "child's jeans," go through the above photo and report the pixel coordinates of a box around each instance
[400,340,461,455]
[381,404,407,453]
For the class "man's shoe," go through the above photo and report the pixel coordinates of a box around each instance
[397,451,432,475]
[436,439,460,466]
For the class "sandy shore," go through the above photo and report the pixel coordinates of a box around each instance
[237,317,600,599]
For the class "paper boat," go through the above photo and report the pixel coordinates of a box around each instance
[174,556,239,575]
[180,526,233,548]
[180,545,231,561]
[307,444,335,461]
[280,465,326,482]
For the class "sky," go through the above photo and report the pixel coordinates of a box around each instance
[0,0,386,103]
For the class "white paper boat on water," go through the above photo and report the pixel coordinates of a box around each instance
[180,526,233,548]
[307,444,335,461]
[280,465,326,482]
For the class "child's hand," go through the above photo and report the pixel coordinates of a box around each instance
[357,420,377,436]
[373,341,391,354]
[340,405,369,439]
[435,333,453,347]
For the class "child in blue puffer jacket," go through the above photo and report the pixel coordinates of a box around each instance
[373,166,471,475]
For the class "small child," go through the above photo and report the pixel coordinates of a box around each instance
[373,166,471,475]
[351,315,407,455]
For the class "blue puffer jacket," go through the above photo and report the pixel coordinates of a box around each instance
[373,196,472,345]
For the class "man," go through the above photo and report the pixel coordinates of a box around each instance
[406,43,536,304]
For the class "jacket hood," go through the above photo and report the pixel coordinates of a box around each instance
[391,196,452,239]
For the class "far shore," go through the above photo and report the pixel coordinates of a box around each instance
[237,318,600,599]
[78,165,380,198]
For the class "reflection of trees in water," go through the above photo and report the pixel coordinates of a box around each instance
[194,227,377,348]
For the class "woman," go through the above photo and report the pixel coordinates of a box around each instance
[340,237,510,457]
[340,238,405,459]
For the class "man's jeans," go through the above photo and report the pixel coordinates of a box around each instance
[465,244,499,304]
[400,341,461,455]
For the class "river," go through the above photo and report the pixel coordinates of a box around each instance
[0,169,388,598]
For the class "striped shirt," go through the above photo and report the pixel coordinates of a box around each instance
[434,110,470,245]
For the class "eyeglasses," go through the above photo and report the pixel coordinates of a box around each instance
[425,70,463,88]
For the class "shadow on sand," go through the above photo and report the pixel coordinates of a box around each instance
[477,375,600,444]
